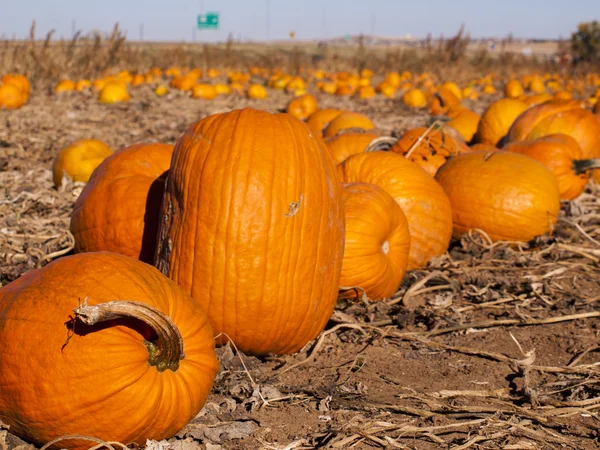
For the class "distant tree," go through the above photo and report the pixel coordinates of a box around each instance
[571,20,600,62]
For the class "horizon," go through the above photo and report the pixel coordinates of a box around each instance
[2,0,598,43]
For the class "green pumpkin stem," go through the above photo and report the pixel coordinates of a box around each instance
[573,158,600,175]
[73,299,184,372]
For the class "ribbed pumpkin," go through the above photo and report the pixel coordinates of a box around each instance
[474,98,529,146]
[338,151,452,269]
[323,112,375,138]
[53,139,114,188]
[435,151,560,242]
[306,108,343,136]
[340,183,410,300]
[0,252,219,450]
[502,134,598,201]
[506,100,600,159]
[155,108,344,356]
[389,126,471,176]
[325,131,380,165]
[71,143,174,264]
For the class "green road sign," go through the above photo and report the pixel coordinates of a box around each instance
[198,12,219,29]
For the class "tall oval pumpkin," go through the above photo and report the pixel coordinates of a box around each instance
[338,151,452,270]
[155,108,344,356]
[0,252,219,450]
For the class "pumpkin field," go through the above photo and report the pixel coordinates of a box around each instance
[2,26,600,450]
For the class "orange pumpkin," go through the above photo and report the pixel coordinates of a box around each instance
[53,139,114,188]
[506,100,600,159]
[402,88,427,108]
[474,98,529,146]
[2,74,30,96]
[0,252,219,450]
[502,134,597,200]
[323,112,375,138]
[435,151,560,242]
[338,151,452,270]
[389,126,471,176]
[306,108,343,136]
[0,83,26,109]
[155,108,344,355]
[191,84,219,100]
[446,109,481,142]
[340,183,410,300]
[429,86,461,116]
[325,131,380,165]
[71,143,174,264]
[504,79,524,98]
[286,94,319,120]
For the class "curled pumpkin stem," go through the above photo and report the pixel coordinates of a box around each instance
[365,136,398,153]
[572,158,600,175]
[73,299,184,372]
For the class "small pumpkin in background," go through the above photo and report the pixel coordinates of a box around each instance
[435,151,560,242]
[474,98,529,146]
[446,109,481,142]
[340,182,411,300]
[0,82,27,109]
[389,126,471,176]
[504,79,524,98]
[155,108,344,356]
[323,112,375,138]
[502,134,599,200]
[402,88,427,108]
[338,151,453,270]
[306,108,343,136]
[325,131,380,165]
[429,86,461,116]
[2,74,30,96]
[0,252,219,450]
[98,82,130,104]
[55,79,76,93]
[70,143,174,264]
[247,84,268,99]
[286,94,318,120]
[191,84,219,100]
[52,139,113,188]
[507,100,600,159]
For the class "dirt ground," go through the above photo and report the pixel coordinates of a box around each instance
[1,86,600,450]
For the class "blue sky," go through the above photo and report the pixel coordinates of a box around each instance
[2,0,598,42]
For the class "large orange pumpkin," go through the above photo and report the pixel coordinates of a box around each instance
[71,143,174,264]
[325,131,380,164]
[305,108,343,136]
[338,151,452,269]
[323,112,375,138]
[445,109,481,142]
[155,108,344,356]
[506,100,600,159]
[340,183,410,300]
[435,151,560,242]
[389,126,471,176]
[502,134,596,200]
[0,252,219,450]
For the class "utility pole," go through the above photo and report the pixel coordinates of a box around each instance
[71,19,76,38]
[140,23,144,41]
[193,25,197,42]
[266,0,270,41]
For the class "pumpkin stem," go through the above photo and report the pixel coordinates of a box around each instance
[365,136,398,152]
[573,159,600,175]
[73,299,184,372]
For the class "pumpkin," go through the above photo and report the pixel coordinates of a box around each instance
[340,183,410,300]
[191,84,219,100]
[71,143,174,263]
[402,88,427,108]
[506,100,600,159]
[502,134,598,200]
[247,84,268,99]
[306,108,343,136]
[155,85,168,96]
[429,86,461,116]
[75,79,92,91]
[323,112,375,138]
[325,131,380,165]
[55,79,76,93]
[0,252,219,450]
[504,79,524,98]
[53,139,113,188]
[389,126,471,176]
[356,85,376,99]
[474,98,529,146]
[338,151,452,270]
[155,108,344,355]
[446,109,481,142]
[2,74,30,96]
[0,83,26,109]
[170,75,196,91]
[435,151,560,242]
[286,94,319,120]
[98,82,130,104]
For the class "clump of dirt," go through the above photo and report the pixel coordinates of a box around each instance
[2,88,600,449]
